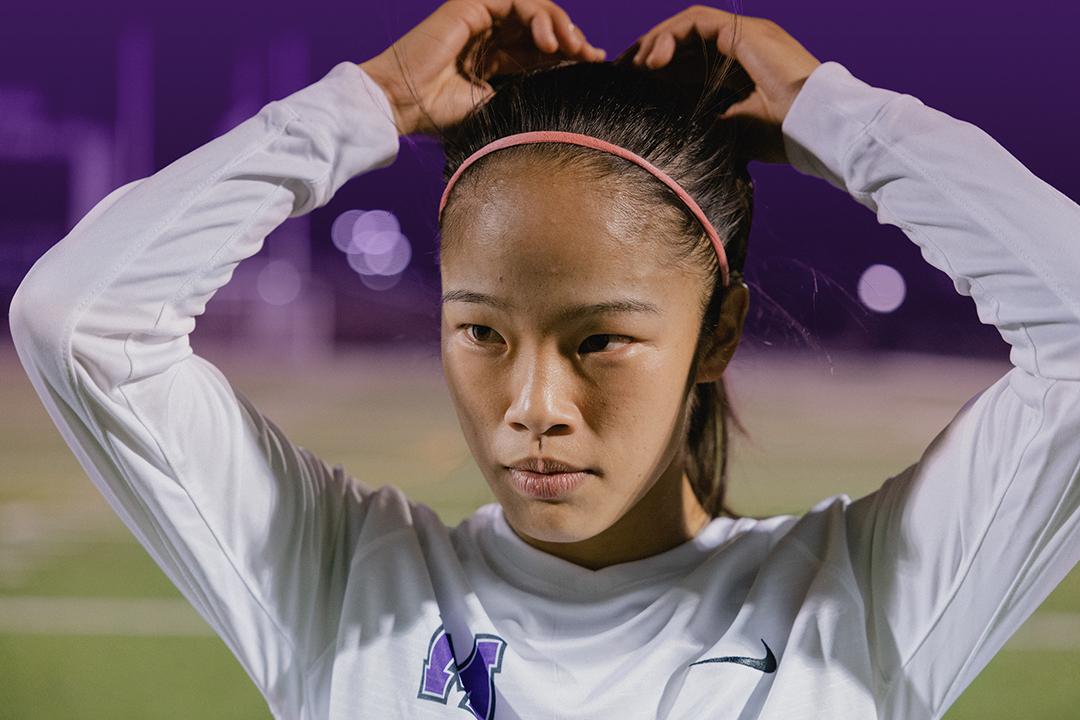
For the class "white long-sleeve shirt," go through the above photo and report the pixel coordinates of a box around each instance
[8,57,1080,720]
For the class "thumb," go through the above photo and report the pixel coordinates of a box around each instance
[457,78,496,113]
[719,90,761,120]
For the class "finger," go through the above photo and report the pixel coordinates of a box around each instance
[633,34,658,65]
[644,32,675,68]
[543,3,584,55]
[664,10,748,63]
[578,43,606,62]
[720,93,750,118]
[561,19,605,61]
[632,7,687,64]
[529,12,559,53]
[580,35,606,61]
[708,11,750,63]
[720,91,762,120]
[631,5,748,65]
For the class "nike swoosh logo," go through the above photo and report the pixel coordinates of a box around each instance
[689,638,777,673]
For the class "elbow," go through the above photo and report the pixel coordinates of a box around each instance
[9,268,73,361]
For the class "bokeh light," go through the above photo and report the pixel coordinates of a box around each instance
[857,263,906,313]
[256,259,302,305]
[331,209,412,290]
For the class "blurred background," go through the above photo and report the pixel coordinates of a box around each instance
[2,0,1078,717]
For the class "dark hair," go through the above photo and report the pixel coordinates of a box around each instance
[427,42,755,519]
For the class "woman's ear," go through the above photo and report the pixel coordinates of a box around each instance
[695,281,750,384]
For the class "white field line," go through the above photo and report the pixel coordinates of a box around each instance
[0,596,1079,650]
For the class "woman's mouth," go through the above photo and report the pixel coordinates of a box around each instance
[506,467,592,500]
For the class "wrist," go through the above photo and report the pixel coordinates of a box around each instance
[357,60,414,136]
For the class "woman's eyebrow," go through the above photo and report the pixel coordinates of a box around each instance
[441,289,662,321]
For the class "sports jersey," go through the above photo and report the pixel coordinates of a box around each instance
[9,57,1080,719]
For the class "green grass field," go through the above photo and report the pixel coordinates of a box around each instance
[1,341,1076,719]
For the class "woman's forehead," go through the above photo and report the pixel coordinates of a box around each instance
[438,156,706,301]
[444,154,664,244]
[441,220,660,289]
[443,179,661,262]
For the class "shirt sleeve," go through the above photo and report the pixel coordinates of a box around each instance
[7,60,403,717]
[781,61,1080,718]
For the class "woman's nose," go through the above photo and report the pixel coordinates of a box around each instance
[503,354,577,437]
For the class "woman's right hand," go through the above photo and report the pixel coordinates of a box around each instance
[359,0,606,136]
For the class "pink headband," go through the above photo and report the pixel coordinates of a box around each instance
[437,130,731,288]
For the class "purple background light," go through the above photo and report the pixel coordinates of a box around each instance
[2,0,1078,354]
[2,6,1079,714]
[858,264,906,314]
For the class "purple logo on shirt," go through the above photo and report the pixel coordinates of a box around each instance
[417,623,507,719]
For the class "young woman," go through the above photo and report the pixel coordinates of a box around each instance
[10,1,1079,718]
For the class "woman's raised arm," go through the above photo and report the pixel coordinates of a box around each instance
[630,6,1080,716]
[7,60,403,717]
[7,1,603,714]
[787,61,1080,717]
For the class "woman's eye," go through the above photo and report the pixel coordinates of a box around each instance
[464,324,504,345]
[579,334,633,354]
[462,325,631,354]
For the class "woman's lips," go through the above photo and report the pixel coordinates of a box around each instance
[507,468,592,500]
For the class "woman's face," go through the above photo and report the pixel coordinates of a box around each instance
[439,158,746,556]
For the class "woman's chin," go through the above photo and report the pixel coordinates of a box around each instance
[504,501,609,545]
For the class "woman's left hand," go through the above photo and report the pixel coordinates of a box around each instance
[620,5,822,164]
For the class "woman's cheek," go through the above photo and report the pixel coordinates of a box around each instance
[444,346,499,424]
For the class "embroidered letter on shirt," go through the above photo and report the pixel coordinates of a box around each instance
[418,623,507,719]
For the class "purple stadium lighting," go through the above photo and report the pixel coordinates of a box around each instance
[331,209,413,291]
[857,263,907,314]
[256,259,302,305]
